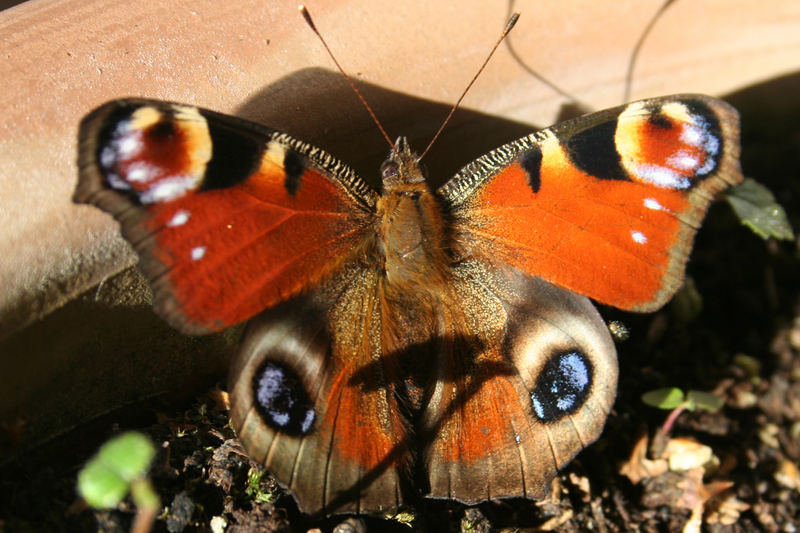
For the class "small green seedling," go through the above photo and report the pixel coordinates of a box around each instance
[386,509,416,528]
[246,467,277,504]
[726,178,795,241]
[733,352,762,384]
[642,387,724,435]
[77,431,160,532]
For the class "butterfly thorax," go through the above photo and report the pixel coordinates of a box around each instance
[376,138,450,296]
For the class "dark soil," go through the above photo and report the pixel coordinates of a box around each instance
[2,74,799,533]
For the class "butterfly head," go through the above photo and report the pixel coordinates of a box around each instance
[379,136,427,191]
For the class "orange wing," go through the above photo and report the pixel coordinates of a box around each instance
[439,95,743,312]
[76,99,377,334]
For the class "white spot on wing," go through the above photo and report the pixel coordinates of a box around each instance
[126,162,156,183]
[703,133,720,156]
[271,411,289,426]
[106,173,131,191]
[112,120,131,136]
[631,230,648,244]
[100,146,117,169]
[697,158,717,175]
[167,209,190,227]
[190,246,206,261]
[634,164,691,189]
[668,151,700,171]
[301,411,315,433]
[557,394,577,411]
[140,176,198,203]
[643,198,665,211]
[531,395,545,419]
[681,124,704,147]
[680,116,720,176]
[115,135,140,159]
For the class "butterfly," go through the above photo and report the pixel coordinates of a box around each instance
[75,85,742,514]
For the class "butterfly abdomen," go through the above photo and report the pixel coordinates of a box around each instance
[374,178,452,363]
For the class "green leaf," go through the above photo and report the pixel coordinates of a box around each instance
[77,458,129,509]
[642,387,685,409]
[97,432,156,482]
[733,353,761,378]
[687,390,724,412]
[77,432,156,509]
[726,178,795,240]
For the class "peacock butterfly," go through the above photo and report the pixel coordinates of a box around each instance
[73,13,743,516]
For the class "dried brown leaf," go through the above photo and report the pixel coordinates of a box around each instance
[619,433,668,484]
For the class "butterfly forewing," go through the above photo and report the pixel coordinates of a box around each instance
[439,94,743,312]
[75,99,378,334]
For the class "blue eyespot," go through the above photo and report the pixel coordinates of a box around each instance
[253,361,315,435]
[530,351,593,422]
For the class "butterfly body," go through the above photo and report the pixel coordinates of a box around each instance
[375,139,449,293]
[75,93,742,514]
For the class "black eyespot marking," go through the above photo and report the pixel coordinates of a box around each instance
[563,120,628,181]
[93,105,196,202]
[530,350,593,423]
[648,111,673,130]
[203,119,262,190]
[283,150,306,196]
[253,361,316,435]
[519,147,542,193]
[148,119,177,141]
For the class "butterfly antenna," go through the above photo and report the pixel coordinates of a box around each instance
[623,0,677,102]
[419,12,520,161]
[299,5,394,149]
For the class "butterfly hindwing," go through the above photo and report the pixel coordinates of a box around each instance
[421,262,617,502]
[75,99,378,334]
[439,94,743,312]
[229,264,412,514]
